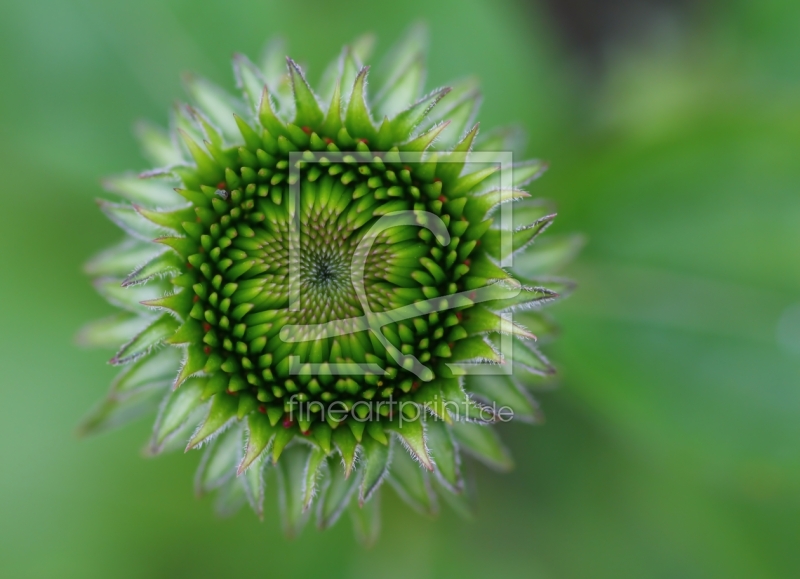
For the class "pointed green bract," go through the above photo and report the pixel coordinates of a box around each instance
[360,436,391,504]
[318,456,360,529]
[276,445,311,537]
[82,29,577,541]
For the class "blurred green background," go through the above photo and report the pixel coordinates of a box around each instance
[1,0,798,577]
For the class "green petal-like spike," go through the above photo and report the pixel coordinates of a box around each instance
[350,32,375,63]
[400,120,450,153]
[164,319,205,346]
[467,374,542,424]
[432,89,482,149]
[317,456,360,529]
[174,343,207,388]
[242,454,267,519]
[464,187,530,222]
[86,239,161,278]
[484,279,563,312]
[473,124,526,161]
[94,276,172,313]
[213,477,248,517]
[436,123,480,184]
[441,377,496,423]
[451,421,513,472]
[366,421,389,445]
[150,377,206,453]
[513,234,587,277]
[450,165,501,198]
[385,414,434,471]
[387,443,437,516]
[360,435,391,504]
[349,489,381,547]
[189,106,224,148]
[450,335,502,364]
[271,427,294,463]
[195,422,242,494]
[321,80,343,137]
[483,213,557,261]
[511,159,548,187]
[178,130,222,183]
[110,313,179,365]
[335,46,362,110]
[155,236,196,259]
[112,346,182,398]
[424,418,462,492]
[187,392,238,450]
[258,37,294,114]
[76,313,149,349]
[259,37,287,89]
[83,30,576,539]
[302,447,327,510]
[77,384,166,437]
[514,310,561,344]
[287,58,324,128]
[462,305,536,340]
[497,335,556,376]
[276,445,312,538]
[374,53,426,119]
[122,250,181,287]
[383,87,451,146]
[313,422,333,454]
[103,173,182,207]
[333,426,359,477]
[140,290,194,319]
[183,74,244,140]
[233,53,267,113]
[344,67,378,142]
[239,412,276,474]
[98,200,163,241]
[134,120,184,168]
[258,85,287,138]
[433,473,477,520]
[375,22,427,91]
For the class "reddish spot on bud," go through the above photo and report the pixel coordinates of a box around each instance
[193,295,199,303]
[226,389,239,396]
[357,138,369,144]
[258,405,267,414]
[301,126,312,135]
[203,323,211,332]
[196,216,201,223]
[203,346,211,354]
[282,417,294,429]
[403,165,411,171]
[412,381,420,392]
[217,182,226,190]
[464,259,471,266]
[438,195,446,203]
[475,240,481,246]
[302,430,311,436]
[469,291,477,300]
[323,137,333,145]
[187,263,193,269]
[434,178,442,183]
[456,311,463,321]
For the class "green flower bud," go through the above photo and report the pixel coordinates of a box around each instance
[80,27,577,543]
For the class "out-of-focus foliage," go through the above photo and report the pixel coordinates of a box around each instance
[0,0,797,577]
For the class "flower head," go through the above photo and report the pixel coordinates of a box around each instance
[81,27,576,542]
